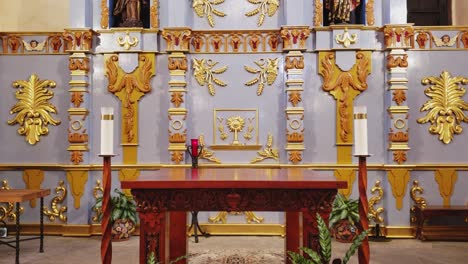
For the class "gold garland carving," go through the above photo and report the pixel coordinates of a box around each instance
[435,169,458,206]
[387,169,411,210]
[150,0,160,28]
[245,58,279,96]
[43,180,68,223]
[199,135,221,163]
[22,169,44,208]
[105,54,155,143]
[368,181,384,224]
[100,0,109,29]
[66,171,88,209]
[8,74,61,145]
[313,0,323,26]
[251,134,278,163]
[92,180,104,223]
[193,0,227,27]
[0,180,24,222]
[193,58,227,96]
[417,71,468,144]
[410,180,427,223]
[245,0,280,27]
[366,0,375,26]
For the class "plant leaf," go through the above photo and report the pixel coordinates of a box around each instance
[342,230,369,264]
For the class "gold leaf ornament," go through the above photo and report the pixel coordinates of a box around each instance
[245,0,280,27]
[193,58,228,96]
[244,58,279,96]
[417,71,468,144]
[193,0,227,27]
[8,74,61,145]
[251,134,279,163]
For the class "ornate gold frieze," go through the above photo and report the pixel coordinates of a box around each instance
[105,54,156,144]
[251,134,279,163]
[368,180,384,224]
[151,0,160,28]
[392,90,406,106]
[386,54,408,69]
[8,74,61,145]
[313,0,323,26]
[161,28,192,52]
[117,32,139,50]
[43,180,68,223]
[199,135,221,163]
[0,180,24,222]
[335,28,358,48]
[461,32,468,48]
[435,169,458,206]
[192,0,227,27]
[66,171,88,209]
[387,169,410,210]
[383,26,414,49]
[410,180,427,223]
[417,71,468,144]
[288,151,302,164]
[168,57,188,71]
[285,57,304,70]
[245,0,279,27]
[366,0,375,26]
[0,33,78,54]
[245,58,279,96]
[193,58,227,96]
[100,0,109,29]
[92,180,104,223]
[280,27,311,50]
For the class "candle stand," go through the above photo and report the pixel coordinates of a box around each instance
[100,154,114,264]
[356,155,370,264]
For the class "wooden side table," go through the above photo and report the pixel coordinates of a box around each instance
[0,189,50,264]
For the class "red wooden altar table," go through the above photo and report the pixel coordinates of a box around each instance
[121,168,346,264]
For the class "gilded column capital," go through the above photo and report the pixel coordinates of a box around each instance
[161,28,192,53]
[63,29,95,53]
[383,25,414,49]
[280,26,311,51]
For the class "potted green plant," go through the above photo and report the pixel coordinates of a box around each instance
[93,188,138,241]
[328,193,360,243]
[288,213,368,264]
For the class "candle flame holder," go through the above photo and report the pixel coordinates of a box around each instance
[186,145,203,168]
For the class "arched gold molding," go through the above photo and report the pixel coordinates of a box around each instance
[43,180,68,223]
[22,169,45,208]
[387,169,411,210]
[334,169,356,198]
[66,170,88,209]
[435,169,458,206]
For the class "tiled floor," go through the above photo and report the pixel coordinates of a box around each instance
[1,235,468,263]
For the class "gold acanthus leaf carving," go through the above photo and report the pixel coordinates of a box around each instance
[392,90,406,106]
[387,54,408,69]
[251,134,279,163]
[193,0,227,27]
[168,57,188,71]
[8,74,61,145]
[169,130,187,143]
[288,91,302,107]
[287,131,304,143]
[69,58,90,72]
[199,135,221,163]
[288,151,302,164]
[193,58,227,96]
[0,180,24,222]
[314,0,323,26]
[410,180,427,223]
[171,92,184,108]
[368,181,384,224]
[417,71,468,144]
[393,150,407,164]
[171,151,184,164]
[70,150,84,165]
[245,0,279,27]
[71,92,84,108]
[43,180,68,223]
[161,29,192,51]
[245,58,279,96]
[285,57,304,70]
[92,180,104,223]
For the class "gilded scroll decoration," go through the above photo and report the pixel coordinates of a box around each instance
[100,0,109,29]
[192,0,227,27]
[43,180,68,223]
[117,32,139,50]
[313,0,323,26]
[150,0,160,28]
[335,28,357,48]
[0,180,24,222]
[368,181,384,224]
[251,134,278,163]
[193,58,227,96]
[366,0,375,26]
[92,180,104,223]
[199,135,221,163]
[245,0,279,27]
[410,180,427,222]
[245,58,279,96]
[8,74,61,145]
[417,71,468,144]
[387,54,408,69]
[209,211,264,224]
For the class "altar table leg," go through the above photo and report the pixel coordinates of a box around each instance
[169,212,187,264]
[285,211,300,264]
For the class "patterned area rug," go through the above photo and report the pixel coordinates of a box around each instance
[188,250,284,264]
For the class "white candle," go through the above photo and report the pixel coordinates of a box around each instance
[354,106,368,156]
[100,107,114,155]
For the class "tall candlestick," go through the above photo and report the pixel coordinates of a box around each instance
[191,138,199,157]
[354,106,368,156]
[100,107,114,155]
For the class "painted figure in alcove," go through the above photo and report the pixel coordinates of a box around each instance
[113,0,148,27]
[324,0,363,25]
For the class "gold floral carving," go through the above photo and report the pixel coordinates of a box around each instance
[168,57,188,71]
[243,117,255,141]
[287,132,304,143]
[435,169,458,206]
[319,52,371,143]
[66,171,88,209]
[150,0,159,28]
[43,180,68,222]
[368,181,384,224]
[245,58,279,96]
[334,169,355,198]
[388,130,409,142]
[193,58,227,96]
[100,0,109,29]
[169,131,187,143]
[71,92,84,108]
[105,54,155,143]
[313,0,323,26]
[245,0,279,27]
[387,54,408,69]
[288,91,302,107]
[199,135,221,163]
[392,90,406,106]
[170,92,184,108]
[285,57,304,70]
[280,27,311,50]
[393,150,407,164]
[192,0,227,27]
[288,151,302,164]
[117,32,139,50]
[410,180,427,223]
[335,28,358,48]
[217,117,228,140]
[92,180,104,223]
[69,58,90,73]
[70,151,84,165]
[22,170,44,208]
[8,74,61,145]
[0,180,24,222]
[417,71,468,144]
[161,29,192,51]
[227,116,246,145]
[171,151,184,164]
[68,131,88,144]
[366,0,375,26]
[387,169,411,210]
[251,134,279,163]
